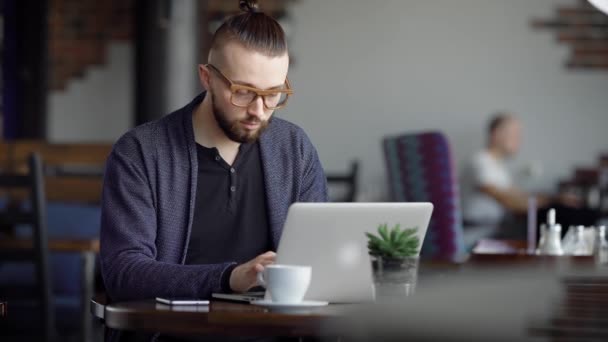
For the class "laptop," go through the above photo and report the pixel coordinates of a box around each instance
[213,202,433,303]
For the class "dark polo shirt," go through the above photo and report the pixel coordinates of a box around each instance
[185,142,271,292]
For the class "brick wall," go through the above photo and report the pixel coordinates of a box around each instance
[48,0,134,91]
[533,0,608,70]
[48,0,295,91]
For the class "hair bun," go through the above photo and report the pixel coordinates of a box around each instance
[239,0,260,13]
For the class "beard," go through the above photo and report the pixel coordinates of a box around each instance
[211,92,269,144]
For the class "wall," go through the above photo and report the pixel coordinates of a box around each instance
[46,0,199,141]
[47,42,133,142]
[284,0,608,199]
[46,0,134,142]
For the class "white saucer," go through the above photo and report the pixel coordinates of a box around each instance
[251,299,329,308]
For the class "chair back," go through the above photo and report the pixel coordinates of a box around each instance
[326,160,359,202]
[383,131,465,261]
[90,292,106,323]
[0,153,55,338]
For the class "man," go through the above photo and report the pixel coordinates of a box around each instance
[461,113,581,240]
[100,0,328,309]
[462,113,524,231]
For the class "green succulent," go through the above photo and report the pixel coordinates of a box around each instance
[365,223,420,259]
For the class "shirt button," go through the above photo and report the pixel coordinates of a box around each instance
[215,156,221,161]
[230,168,235,173]
[230,186,236,192]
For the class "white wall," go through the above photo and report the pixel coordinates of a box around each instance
[285,0,608,200]
[48,42,133,142]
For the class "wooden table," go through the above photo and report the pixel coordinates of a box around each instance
[97,247,607,340]
[104,299,352,338]
[0,237,99,342]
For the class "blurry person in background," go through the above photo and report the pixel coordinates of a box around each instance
[461,113,586,242]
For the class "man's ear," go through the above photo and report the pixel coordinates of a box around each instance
[198,64,211,90]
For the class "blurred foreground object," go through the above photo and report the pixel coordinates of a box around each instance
[588,0,608,14]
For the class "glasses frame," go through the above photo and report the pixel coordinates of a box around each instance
[206,64,293,110]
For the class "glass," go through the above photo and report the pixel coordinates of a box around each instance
[595,226,608,265]
[206,64,293,110]
[372,256,419,299]
[563,225,593,256]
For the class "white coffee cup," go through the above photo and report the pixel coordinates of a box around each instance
[257,264,311,304]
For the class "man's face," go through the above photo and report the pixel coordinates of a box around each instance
[495,118,522,157]
[203,42,289,144]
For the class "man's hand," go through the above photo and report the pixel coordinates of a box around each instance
[229,251,276,293]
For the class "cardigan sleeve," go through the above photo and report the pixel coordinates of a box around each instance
[297,131,329,203]
[99,138,235,302]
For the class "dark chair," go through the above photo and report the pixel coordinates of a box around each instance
[383,132,465,261]
[90,292,106,341]
[0,140,108,340]
[0,153,55,340]
[90,293,106,323]
[326,160,359,202]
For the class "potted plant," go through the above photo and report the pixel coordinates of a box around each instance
[366,223,420,296]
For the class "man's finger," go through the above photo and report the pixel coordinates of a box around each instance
[254,263,265,273]
[256,255,276,263]
[259,259,275,266]
[252,258,273,268]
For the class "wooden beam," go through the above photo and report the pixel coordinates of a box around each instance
[566,59,608,69]
[558,32,608,42]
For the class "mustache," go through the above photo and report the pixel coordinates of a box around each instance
[241,117,262,124]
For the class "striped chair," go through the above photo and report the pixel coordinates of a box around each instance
[383,131,465,261]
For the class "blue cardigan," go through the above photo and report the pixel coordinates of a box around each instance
[100,93,328,302]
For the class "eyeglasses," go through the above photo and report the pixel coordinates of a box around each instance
[206,64,293,110]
